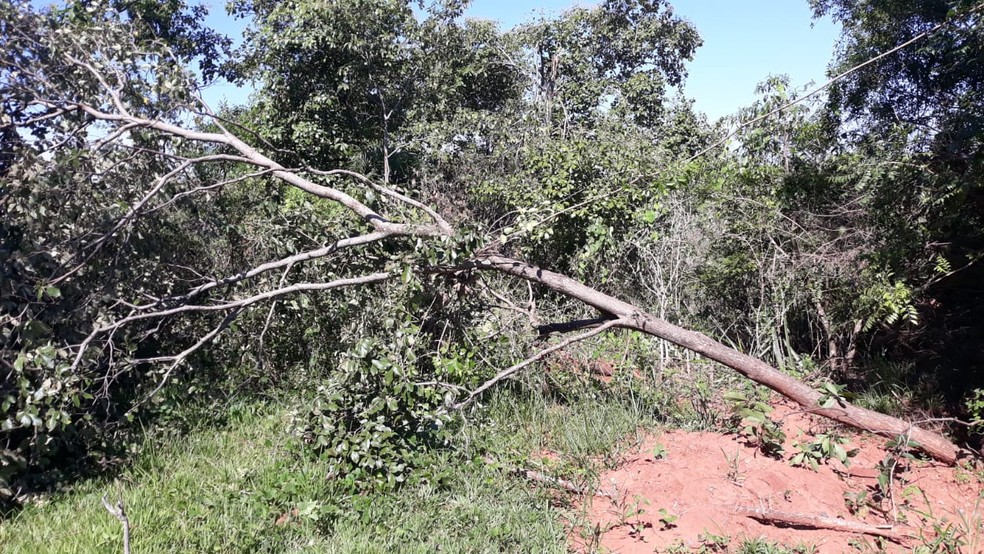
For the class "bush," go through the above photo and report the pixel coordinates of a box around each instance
[299,332,452,491]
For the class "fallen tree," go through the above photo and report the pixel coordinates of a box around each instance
[465,256,962,463]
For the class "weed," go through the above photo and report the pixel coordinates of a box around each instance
[915,520,967,553]
[652,442,667,460]
[844,489,871,518]
[657,507,679,530]
[872,433,920,519]
[615,494,649,525]
[690,379,724,430]
[954,459,984,485]
[722,447,746,485]
[965,388,984,431]
[736,537,818,553]
[699,530,731,551]
[817,382,853,408]
[847,536,890,552]
[664,539,691,553]
[789,431,857,471]
[909,492,984,554]
[725,391,786,458]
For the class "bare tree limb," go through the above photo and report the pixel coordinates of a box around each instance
[255,264,295,374]
[69,273,392,373]
[153,231,394,306]
[304,167,454,235]
[37,98,448,238]
[454,318,623,410]
[536,316,618,339]
[467,255,963,464]
[736,506,912,545]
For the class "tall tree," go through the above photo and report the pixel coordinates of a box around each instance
[515,0,701,127]
[812,0,984,398]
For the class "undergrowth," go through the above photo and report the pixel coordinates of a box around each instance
[0,372,676,554]
[2,354,958,552]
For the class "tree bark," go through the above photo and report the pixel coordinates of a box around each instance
[736,507,911,544]
[473,255,961,464]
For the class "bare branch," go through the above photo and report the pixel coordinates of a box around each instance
[69,273,393,373]
[255,264,295,373]
[127,308,243,413]
[143,166,283,215]
[536,316,618,339]
[466,254,962,463]
[454,318,623,410]
[736,506,912,545]
[41,98,449,237]
[153,231,394,306]
[51,153,266,285]
[305,167,454,235]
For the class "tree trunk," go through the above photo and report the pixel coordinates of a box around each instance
[474,255,961,464]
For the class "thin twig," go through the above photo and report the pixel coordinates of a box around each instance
[256,264,295,373]
[126,308,243,414]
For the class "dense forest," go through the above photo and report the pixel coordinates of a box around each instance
[1,0,982,551]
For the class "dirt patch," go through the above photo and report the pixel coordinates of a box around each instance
[569,403,984,553]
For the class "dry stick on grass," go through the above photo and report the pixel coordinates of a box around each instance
[101,494,132,554]
[736,506,913,545]
[521,468,620,500]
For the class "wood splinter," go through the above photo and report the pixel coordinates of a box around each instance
[736,506,912,545]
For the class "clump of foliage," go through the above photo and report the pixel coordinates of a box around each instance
[789,432,857,471]
[300,331,451,491]
[725,391,786,458]
[966,389,984,431]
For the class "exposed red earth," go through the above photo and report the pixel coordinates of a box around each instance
[568,403,983,553]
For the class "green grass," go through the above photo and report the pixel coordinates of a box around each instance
[0,399,569,553]
[733,538,818,554]
[469,387,658,469]
[0,381,665,553]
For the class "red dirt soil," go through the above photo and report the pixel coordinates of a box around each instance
[569,403,984,553]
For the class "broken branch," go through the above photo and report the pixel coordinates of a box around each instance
[101,494,132,554]
[736,506,912,545]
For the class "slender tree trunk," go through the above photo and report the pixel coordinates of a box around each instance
[474,255,961,464]
[814,298,842,374]
[845,318,864,370]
